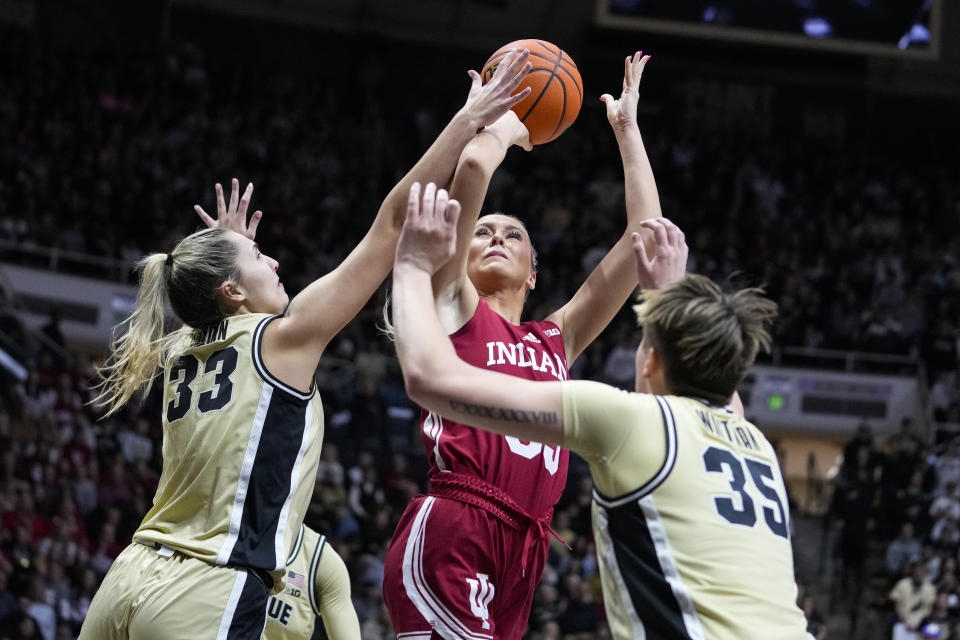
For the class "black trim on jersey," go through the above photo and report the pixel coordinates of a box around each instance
[226,573,269,640]
[228,390,309,570]
[307,534,326,617]
[252,315,316,401]
[600,501,693,640]
[286,524,305,565]
[594,395,678,508]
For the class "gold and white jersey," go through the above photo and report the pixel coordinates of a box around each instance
[265,525,360,640]
[134,314,324,593]
[563,381,810,640]
[265,525,322,640]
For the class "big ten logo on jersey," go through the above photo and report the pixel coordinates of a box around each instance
[465,573,495,630]
[544,328,561,337]
[484,341,567,381]
[267,596,294,626]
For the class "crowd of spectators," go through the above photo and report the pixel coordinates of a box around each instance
[830,418,960,639]
[0,19,958,640]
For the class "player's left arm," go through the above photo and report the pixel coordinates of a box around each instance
[395,182,567,446]
[546,53,663,364]
[194,59,531,358]
[312,540,361,640]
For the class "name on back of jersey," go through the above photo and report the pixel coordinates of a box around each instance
[697,409,763,454]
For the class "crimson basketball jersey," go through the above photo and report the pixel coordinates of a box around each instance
[419,299,569,516]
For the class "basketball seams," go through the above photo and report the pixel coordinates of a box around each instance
[545,54,568,143]
[484,50,581,98]
[534,40,579,71]
[516,52,561,135]
[492,51,581,101]
[482,39,582,145]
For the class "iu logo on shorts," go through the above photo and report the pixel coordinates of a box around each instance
[466,573,495,630]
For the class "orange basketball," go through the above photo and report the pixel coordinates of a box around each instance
[481,39,583,146]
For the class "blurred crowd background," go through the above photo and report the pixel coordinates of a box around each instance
[0,3,958,639]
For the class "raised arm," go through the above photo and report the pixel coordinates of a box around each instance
[195,54,532,388]
[394,182,565,445]
[432,110,531,332]
[546,52,663,364]
[277,50,532,352]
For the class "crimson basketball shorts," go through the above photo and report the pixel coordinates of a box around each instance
[383,494,549,640]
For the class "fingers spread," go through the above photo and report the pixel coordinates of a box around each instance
[635,54,650,79]
[654,218,685,249]
[422,182,437,220]
[215,183,226,217]
[194,205,214,227]
[444,198,462,226]
[434,188,450,222]
[506,85,532,108]
[229,178,240,213]
[600,93,616,117]
[506,49,530,75]
[644,219,669,247]
[632,232,652,270]
[407,182,422,222]
[248,211,263,238]
[238,182,253,216]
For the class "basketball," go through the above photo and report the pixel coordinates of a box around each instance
[481,39,583,146]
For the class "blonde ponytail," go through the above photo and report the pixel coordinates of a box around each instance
[94,254,179,416]
[93,228,240,416]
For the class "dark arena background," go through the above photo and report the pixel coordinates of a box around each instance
[1,1,959,638]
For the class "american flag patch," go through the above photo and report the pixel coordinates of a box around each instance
[287,570,305,587]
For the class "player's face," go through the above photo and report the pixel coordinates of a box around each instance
[468,214,536,294]
[229,232,288,314]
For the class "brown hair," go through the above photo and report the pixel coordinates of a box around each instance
[634,274,777,404]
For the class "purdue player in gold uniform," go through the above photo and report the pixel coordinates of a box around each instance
[390,184,812,639]
[79,52,535,640]
[264,524,360,640]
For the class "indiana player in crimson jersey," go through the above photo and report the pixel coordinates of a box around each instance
[383,52,664,640]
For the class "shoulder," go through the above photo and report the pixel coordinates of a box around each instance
[562,382,661,452]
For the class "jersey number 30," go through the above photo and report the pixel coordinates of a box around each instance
[702,446,789,539]
[166,347,239,422]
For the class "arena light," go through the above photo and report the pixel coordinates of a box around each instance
[803,18,832,39]
[0,346,27,382]
[898,23,931,49]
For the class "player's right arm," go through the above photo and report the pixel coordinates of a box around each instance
[394,189,664,498]
[395,186,689,452]
[395,182,567,445]
[431,109,532,333]
[193,53,531,391]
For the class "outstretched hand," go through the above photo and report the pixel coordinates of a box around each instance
[194,178,263,240]
[632,218,688,290]
[396,182,462,275]
[600,51,650,131]
[462,49,533,129]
